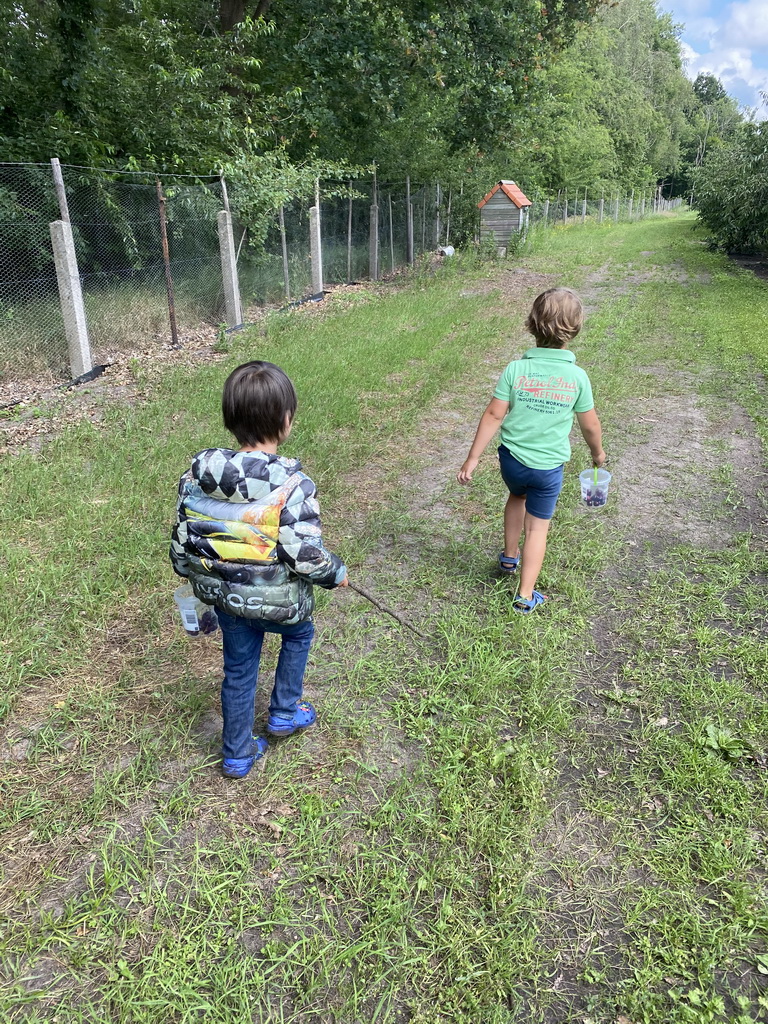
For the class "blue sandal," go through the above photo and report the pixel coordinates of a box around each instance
[222,735,269,779]
[513,590,548,614]
[267,699,317,736]
[498,552,520,574]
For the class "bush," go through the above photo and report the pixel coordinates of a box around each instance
[693,123,768,253]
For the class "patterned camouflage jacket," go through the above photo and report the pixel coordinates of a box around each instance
[170,448,346,625]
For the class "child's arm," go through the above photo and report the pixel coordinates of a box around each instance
[576,409,606,467]
[169,472,192,577]
[457,398,509,484]
[278,477,348,588]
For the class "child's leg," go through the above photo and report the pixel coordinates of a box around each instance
[517,512,552,599]
[268,619,315,721]
[218,611,265,760]
[504,493,526,557]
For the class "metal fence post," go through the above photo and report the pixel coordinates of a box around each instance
[435,183,441,248]
[406,176,414,265]
[369,200,379,281]
[155,179,179,347]
[388,193,395,274]
[347,181,353,283]
[218,210,243,326]
[49,219,92,378]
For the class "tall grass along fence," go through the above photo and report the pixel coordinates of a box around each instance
[0,161,683,384]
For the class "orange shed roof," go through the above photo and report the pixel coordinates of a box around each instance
[477,180,532,210]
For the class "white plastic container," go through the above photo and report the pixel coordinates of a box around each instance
[173,584,218,636]
[579,468,612,509]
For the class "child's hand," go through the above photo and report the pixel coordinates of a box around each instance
[339,576,350,587]
[457,458,478,485]
[592,450,606,468]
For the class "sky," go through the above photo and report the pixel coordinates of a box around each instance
[661,0,768,117]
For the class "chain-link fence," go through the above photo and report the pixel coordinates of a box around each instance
[65,168,225,354]
[0,163,67,379]
[0,162,225,384]
[525,190,683,231]
[233,179,442,308]
[0,162,684,387]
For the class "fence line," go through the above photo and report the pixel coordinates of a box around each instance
[0,161,684,384]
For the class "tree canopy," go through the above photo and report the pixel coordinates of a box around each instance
[0,0,751,208]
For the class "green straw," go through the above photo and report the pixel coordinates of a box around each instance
[594,465,598,485]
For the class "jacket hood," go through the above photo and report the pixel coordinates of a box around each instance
[191,448,303,504]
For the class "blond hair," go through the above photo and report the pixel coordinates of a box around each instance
[526,288,584,348]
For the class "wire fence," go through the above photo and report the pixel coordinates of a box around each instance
[0,161,683,386]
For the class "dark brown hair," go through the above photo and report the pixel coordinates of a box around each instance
[526,288,584,348]
[222,361,297,446]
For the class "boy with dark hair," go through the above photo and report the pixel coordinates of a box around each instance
[457,288,605,613]
[171,360,348,778]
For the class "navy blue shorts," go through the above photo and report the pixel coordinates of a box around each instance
[498,445,564,520]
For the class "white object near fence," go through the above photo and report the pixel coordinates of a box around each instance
[217,210,243,326]
[49,219,93,379]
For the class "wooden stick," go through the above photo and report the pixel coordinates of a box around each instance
[348,581,427,639]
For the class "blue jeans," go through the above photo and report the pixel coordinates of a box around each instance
[217,611,315,760]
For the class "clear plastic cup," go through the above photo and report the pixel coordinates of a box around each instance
[173,584,218,636]
[579,468,611,509]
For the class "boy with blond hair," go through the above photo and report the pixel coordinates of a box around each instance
[457,288,605,612]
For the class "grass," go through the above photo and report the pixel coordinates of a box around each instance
[2,212,768,1022]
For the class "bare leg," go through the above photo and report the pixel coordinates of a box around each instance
[504,493,526,558]
[517,512,551,599]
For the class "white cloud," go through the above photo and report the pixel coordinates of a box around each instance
[723,0,768,48]
[681,15,720,42]
[681,41,768,117]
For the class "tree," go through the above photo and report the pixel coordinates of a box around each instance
[693,121,768,252]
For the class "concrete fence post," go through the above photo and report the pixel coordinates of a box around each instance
[628,190,634,220]
[278,206,291,300]
[581,198,587,224]
[543,199,550,226]
[598,198,604,223]
[406,176,414,265]
[309,203,323,299]
[369,203,379,281]
[640,196,646,219]
[50,219,92,379]
[217,210,243,325]
[614,196,619,223]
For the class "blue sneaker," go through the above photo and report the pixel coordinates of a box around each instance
[222,735,268,778]
[266,700,317,736]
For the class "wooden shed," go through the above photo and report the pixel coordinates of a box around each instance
[478,180,532,249]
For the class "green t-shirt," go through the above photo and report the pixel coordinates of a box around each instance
[493,347,594,469]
